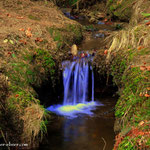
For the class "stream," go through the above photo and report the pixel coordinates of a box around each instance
[37,11,117,150]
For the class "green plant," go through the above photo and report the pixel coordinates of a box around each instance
[28,15,41,21]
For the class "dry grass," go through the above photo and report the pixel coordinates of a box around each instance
[0,0,82,147]
[105,0,150,63]
[21,103,45,145]
[130,0,150,25]
[106,25,150,63]
[130,0,144,25]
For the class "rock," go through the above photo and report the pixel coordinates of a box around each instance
[71,44,78,56]
[97,21,105,25]
[94,33,105,38]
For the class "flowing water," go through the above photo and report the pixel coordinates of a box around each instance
[43,53,116,150]
[37,12,117,150]
[47,53,101,118]
[38,97,116,150]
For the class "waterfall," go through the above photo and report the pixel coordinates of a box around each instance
[62,55,94,105]
[47,52,99,118]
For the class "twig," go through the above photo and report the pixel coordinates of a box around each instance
[0,130,10,150]
[101,137,106,150]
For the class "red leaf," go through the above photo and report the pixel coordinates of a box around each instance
[137,46,144,50]
[81,53,85,58]
[15,94,19,97]
[6,13,11,17]
[104,50,108,55]
[146,21,150,25]
[19,28,24,31]
[19,40,27,45]
[146,66,150,71]
[140,66,146,71]
[145,93,150,97]
[35,37,43,42]
[8,52,12,55]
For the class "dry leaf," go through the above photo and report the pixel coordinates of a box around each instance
[19,28,25,31]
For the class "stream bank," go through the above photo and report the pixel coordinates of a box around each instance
[0,0,83,148]
[0,0,150,149]
[94,0,150,149]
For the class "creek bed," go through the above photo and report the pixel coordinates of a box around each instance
[37,13,117,150]
[37,97,116,150]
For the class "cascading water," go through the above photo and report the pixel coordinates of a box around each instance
[62,56,94,105]
[47,52,100,118]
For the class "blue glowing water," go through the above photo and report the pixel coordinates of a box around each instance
[47,53,100,118]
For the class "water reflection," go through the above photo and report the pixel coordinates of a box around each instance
[38,100,116,150]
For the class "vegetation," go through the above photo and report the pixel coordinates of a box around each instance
[0,0,83,148]
[93,0,150,149]
[0,0,149,149]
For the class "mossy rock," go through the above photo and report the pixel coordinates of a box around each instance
[107,0,134,21]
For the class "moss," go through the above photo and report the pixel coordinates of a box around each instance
[28,15,41,21]
[46,24,83,49]
[118,136,135,150]
[35,48,55,75]
[109,48,150,149]
[1,46,56,145]
[107,0,135,21]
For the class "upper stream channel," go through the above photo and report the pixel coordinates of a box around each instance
[37,9,118,150]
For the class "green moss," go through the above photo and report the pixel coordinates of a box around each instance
[36,48,55,75]
[107,0,134,21]
[111,49,150,148]
[118,136,135,150]
[28,15,41,21]
[46,24,82,49]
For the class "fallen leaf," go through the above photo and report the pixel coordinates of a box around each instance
[19,28,25,31]
[9,40,14,44]
[138,121,144,126]
[6,13,11,17]
[145,93,150,97]
[8,52,12,55]
[140,66,146,71]
[139,93,143,97]
[137,46,144,50]
[19,40,27,45]
[104,18,108,22]
[131,65,136,68]
[16,16,24,19]
[81,53,85,58]
[27,27,31,31]
[146,66,150,71]
[35,37,43,42]
[3,39,8,43]
[25,29,32,37]
[146,21,150,25]
[147,87,150,90]
[104,50,108,55]
[15,94,19,97]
